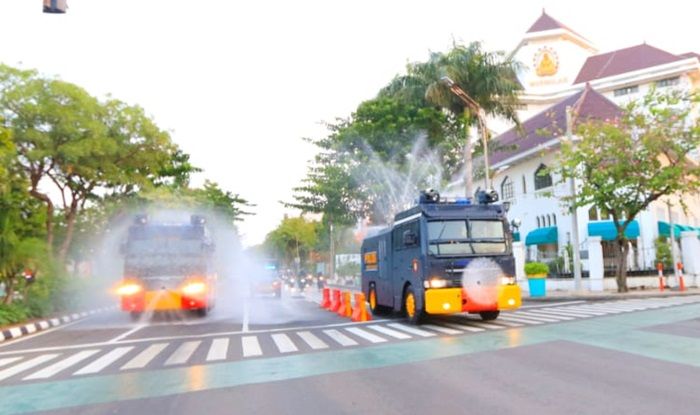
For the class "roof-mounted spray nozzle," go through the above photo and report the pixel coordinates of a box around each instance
[419,189,441,204]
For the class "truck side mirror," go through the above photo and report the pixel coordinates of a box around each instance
[403,231,417,246]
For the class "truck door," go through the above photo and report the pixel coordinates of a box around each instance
[391,220,422,307]
[376,236,393,307]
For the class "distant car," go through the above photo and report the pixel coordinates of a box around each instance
[250,274,282,298]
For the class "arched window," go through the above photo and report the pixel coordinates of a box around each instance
[553,214,557,226]
[534,164,553,190]
[536,217,541,228]
[546,215,551,227]
[501,176,514,200]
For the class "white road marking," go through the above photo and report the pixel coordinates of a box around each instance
[516,310,574,321]
[0,354,59,381]
[387,323,436,337]
[9,328,21,338]
[366,325,412,340]
[241,336,262,357]
[551,307,607,316]
[529,308,595,318]
[483,319,523,328]
[345,327,387,343]
[74,347,134,375]
[322,329,358,346]
[564,305,622,313]
[24,350,100,380]
[511,312,562,322]
[0,357,23,368]
[271,334,298,353]
[518,301,585,309]
[420,324,462,335]
[206,338,229,361]
[439,322,485,332]
[121,343,168,370]
[164,341,201,366]
[107,325,146,344]
[25,325,36,334]
[0,317,390,356]
[463,321,511,330]
[0,319,86,351]
[38,321,50,330]
[499,315,544,325]
[297,331,329,349]
[242,300,250,333]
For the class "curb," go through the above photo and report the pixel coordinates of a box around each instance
[0,306,115,343]
[522,290,700,303]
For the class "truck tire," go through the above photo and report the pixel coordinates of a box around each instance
[129,311,142,322]
[479,310,500,321]
[368,286,390,315]
[403,285,424,325]
[196,307,208,317]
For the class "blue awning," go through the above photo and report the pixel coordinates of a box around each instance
[588,220,639,241]
[512,232,521,242]
[525,227,558,246]
[658,221,699,238]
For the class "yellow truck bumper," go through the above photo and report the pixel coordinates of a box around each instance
[145,291,182,311]
[424,288,463,314]
[425,285,522,314]
[497,284,522,310]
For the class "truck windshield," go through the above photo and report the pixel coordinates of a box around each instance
[428,220,507,256]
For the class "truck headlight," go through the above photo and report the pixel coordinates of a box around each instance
[182,281,207,296]
[424,278,448,289]
[501,276,516,285]
[116,283,142,296]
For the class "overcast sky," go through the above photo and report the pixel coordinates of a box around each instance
[1,0,698,246]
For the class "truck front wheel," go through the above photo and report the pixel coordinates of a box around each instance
[479,310,500,321]
[403,285,424,325]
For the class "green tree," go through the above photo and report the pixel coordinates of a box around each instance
[556,89,700,292]
[264,216,318,271]
[414,42,522,195]
[0,65,195,261]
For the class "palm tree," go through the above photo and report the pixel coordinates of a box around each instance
[386,42,522,197]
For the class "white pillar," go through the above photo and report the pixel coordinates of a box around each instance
[513,242,526,282]
[680,230,700,287]
[588,236,604,291]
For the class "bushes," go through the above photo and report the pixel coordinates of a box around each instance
[524,262,549,276]
[0,303,30,326]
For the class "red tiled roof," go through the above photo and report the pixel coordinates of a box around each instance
[679,52,700,60]
[574,43,682,84]
[526,11,585,40]
[490,85,622,166]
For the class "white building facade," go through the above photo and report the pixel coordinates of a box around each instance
[488,11,700,277]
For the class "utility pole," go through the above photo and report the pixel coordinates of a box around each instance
[566,107,583,291]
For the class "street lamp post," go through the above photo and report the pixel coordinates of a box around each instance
[440,76,491,193]
[565,106,583,291]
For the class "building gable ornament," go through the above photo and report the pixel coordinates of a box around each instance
[534,46,559,77]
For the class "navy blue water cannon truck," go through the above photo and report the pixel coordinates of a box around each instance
[361,189,522,324]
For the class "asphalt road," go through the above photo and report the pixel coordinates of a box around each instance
[1,288,700,414]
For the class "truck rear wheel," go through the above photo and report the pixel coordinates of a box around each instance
[479,310,500,321]
[403,285,423,325]
[368,286,390,315]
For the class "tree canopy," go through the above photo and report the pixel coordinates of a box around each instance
[557,89,700,292]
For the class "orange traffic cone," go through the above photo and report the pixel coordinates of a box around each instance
[678,262,686,292]
[320,288,331,309]
[351,292,372,322]
[329,289,341,312]
[337,291,353,318]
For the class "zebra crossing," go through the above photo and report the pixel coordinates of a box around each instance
[0,295,698,384]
